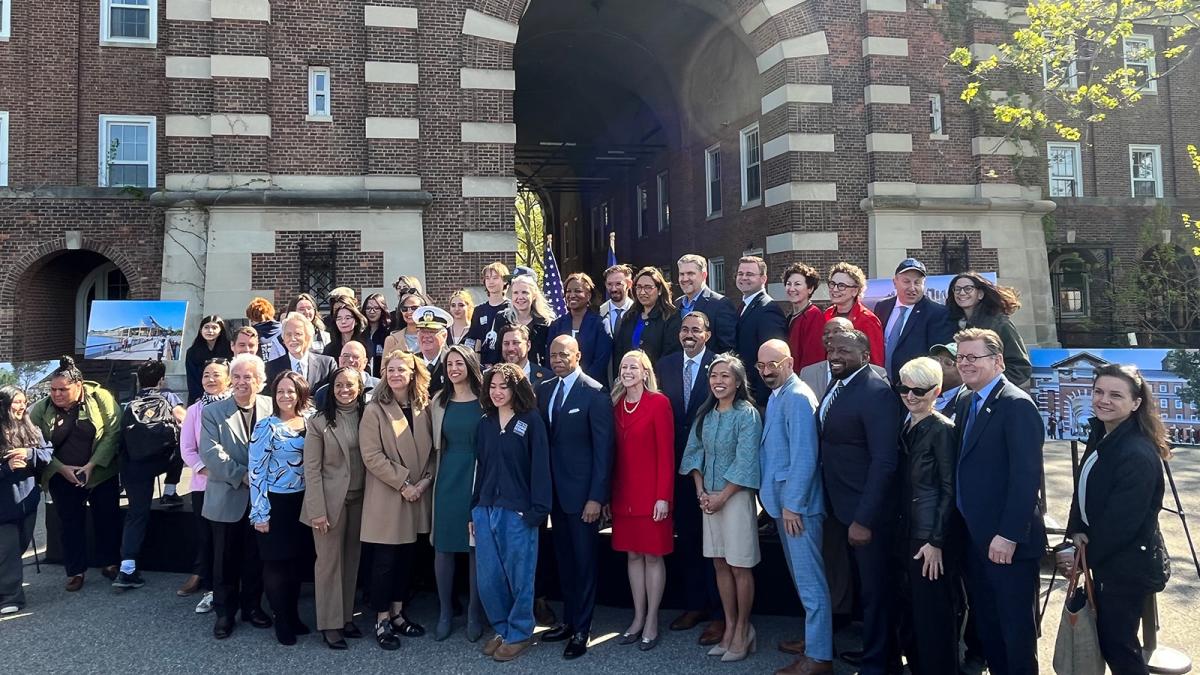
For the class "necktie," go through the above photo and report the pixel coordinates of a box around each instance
[611,307,623,333]
[821,381,842,426]
[552,381,567,424]
[683,359,695,409]
[884,305,909,373]
[295,359,306,380]
[961,393,983,447]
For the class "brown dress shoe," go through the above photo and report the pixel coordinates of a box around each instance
[775,657,834,675]
[101,565,119,581]
[65,575,84,592]
[482,635,503,657]
[779,638,807,655]
[669,610,706,631]
[177,575,201,597]
[493,639,531,662]
[698,619,725,646]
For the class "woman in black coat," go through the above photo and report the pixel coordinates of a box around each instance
[894,357,958,675]
[613,267,681,366]
[184,315,233,404]
[1067,363,1169,675]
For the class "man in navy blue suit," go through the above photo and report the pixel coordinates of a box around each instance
[537,335,614,660]
[816,330,901,675]
[873,258,954,384]
[675,253,737,355]
[953,327,1046,675]
[733,255,787,405]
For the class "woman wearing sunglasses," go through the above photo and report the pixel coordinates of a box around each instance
[893,356,958,675]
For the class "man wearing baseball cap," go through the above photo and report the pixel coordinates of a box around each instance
[414,306,451,395]
[928,343,965,418]
[873,258,954,383]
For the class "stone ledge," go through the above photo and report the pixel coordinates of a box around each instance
[148,190,433,208]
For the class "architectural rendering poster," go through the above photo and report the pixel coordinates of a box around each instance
[84,300,187,361]
[862,272,997,311]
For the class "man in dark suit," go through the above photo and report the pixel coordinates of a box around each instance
[501,323,553,391]
[414,305,451,395]
[265,312,336,392]
[953,327,1046,675]
[537,335,614,660]
[733,255,787,405]
[873,258,954,383]
[654,311,723,645]
[817,330,901,675]
[675,253,737,355]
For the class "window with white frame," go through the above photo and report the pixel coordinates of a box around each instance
[739,124,761,207]
[1042,35,1078,89]
[705,144,722,217]
[928,94,945,136]
[0,111,8,187]
[1160,399,1168,409]
[0,0,10,40]
[708,257,726,294]
[636,183,648,238]
[656,171,670,232]
[101,0,157,45]
[99,115,156,188]
[1047,142,1082,197]
[1123,35,1158,93]
[308,67,331,119]
[1129,145,1163,198]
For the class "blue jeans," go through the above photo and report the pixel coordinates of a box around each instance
[472,506,538,643]
[777,514,833,661]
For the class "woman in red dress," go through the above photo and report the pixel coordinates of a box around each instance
[822,261,884,367]
[608,349,674,651]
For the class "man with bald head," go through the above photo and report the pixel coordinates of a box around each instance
[311,341,380,408]
[265,312,336,392]
[756,340,832,674]
[799,317,887,396]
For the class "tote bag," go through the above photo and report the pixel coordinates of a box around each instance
[1052,543,1105,675]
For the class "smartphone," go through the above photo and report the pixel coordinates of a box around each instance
[73,469,87,484]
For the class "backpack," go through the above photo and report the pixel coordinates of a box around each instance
[121,394,180,464]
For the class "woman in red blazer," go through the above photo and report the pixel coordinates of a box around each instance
[823,262,884,367]
[783,263,826,369]
[608,350,675,651]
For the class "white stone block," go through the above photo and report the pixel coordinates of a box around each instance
[756,31,829,73]
[209,55,271,79]
[460,68,516,90]
[460,122,516,144]
[365,117,420,140]
[364,61,419,84]
[461,9,518,44]
[764,182,838,206]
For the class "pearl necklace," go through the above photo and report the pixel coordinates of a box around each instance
[623,396,641,414]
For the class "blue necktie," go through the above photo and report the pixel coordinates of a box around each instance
[884,305,909,374]
[961,393,983,448]
[552,381,567,425]
[683,359,695,409]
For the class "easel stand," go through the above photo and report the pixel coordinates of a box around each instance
[1144,594,1191,673]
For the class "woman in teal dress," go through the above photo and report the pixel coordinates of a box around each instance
[430,345,486,642]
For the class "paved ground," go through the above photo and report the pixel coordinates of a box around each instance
[3,441,1198,674]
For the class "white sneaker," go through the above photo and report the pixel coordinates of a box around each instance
[194,591,214,614]
[0,605,19,615]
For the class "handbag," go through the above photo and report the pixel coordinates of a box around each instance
[1148,527,1171,593]
[1052,543,1106,675]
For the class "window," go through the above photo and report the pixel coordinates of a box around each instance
[708,257,726,294]
[928,94,945,136]
[1160,399,1168,409]
[1129,145,1163,198]
[739,124,762,207]
[98,115,156,188]
[0,111,7,187]
[656,171,670,232]
[1042,35,1078,89]
[0,0,10,40]
[705,144,722,217]
[1047,142,1082,197]
[635,183,648,238]
[1160,384,1168,393]
[308,67,331,120]
[101,0,157,45]
[1177,400,1184,409]
[1051,256,1089,318]
[1123,35,1158,93]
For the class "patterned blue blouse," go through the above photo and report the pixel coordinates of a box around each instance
[248,416,307,524]
[679,400,763,493]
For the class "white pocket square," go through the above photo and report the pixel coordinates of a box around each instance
[568,408,581,414]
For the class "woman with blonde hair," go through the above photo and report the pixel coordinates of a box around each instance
[447,289,475,348]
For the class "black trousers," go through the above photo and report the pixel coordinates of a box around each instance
[262,559,302,624]
[673,474,720,617]
[210,511,264,620]
[119,471,157,562]
[369,542,415,613]
[164,453,184,485]
[827,516,893,675]
[551,506,599,633]
[1094,577,1150,675]
[190,491,213,589]
[898,539,959,675]
[48,474,121,576]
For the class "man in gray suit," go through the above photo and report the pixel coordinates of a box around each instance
[201,353,274,639]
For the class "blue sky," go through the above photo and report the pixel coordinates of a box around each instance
[1029,348,1185,371]
[87,300,187,334]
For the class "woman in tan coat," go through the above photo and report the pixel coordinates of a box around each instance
[302,367,368,650]
[360,350,436,651]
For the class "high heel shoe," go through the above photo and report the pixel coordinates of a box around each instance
[719,626,756,662]
[706,643,727,657]
[434,617,452,641]
[617,629,642,645]
[322,629,348,650]
[465,618,484,643]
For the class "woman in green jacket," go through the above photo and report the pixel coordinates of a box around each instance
[946,272,1033,389]
[28,356,122,591]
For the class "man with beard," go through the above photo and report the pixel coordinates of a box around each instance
[799,318,887,396]
[502,323,553,391]
[265,312,336,392]
[600,264,635,338]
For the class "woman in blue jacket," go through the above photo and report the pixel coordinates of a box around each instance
[546,272,612,384]
[471,362,550,663]
[0,385,53,613]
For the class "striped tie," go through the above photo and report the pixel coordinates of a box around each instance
[821,381,842,426]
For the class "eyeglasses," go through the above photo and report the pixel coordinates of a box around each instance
[955,352,999,364]
[827,281,859,292]
[755,359,787,372]
[952,285,980,295]
[401,306,419,313]
[895,384,936,396]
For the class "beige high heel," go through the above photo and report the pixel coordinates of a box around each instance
[707,643,727,657]
[719,625,756,662]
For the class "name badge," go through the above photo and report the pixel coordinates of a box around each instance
[514,421,528,437]
[479,316,489,325]
[568,408,580,414]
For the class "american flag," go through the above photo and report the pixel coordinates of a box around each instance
[542,238,567,318]
[606,231,618,300]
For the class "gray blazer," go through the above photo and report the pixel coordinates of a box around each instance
[200,394,274,523]
[799,360,887,397]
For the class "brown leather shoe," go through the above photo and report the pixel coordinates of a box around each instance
[101,565,119,581]
[65,575,84,592]
[177,574,201,597]
[482,635,503,657]
[669,610,706,631]
[775,657,834,675]
[493,639,531,662]
[698,619,725,646]
[779,638,806,654]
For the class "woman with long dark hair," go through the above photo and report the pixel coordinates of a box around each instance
[613,267,682,366]
[0,385,52,613]
[1066,363,1170,675]
[324,303,372,362]
[946,272,1032,388]
[363,293,392,375]
[384,290,430,355]
[185,315,234,404]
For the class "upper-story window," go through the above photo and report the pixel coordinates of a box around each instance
[708,256,726,294]
[656,171,670,232]
[740,123,762,207]
[1123,35,1158,93]
[99,115,156,188]
[635,183,648,238]
[0,0,11,40]
[928,93,945,137]
[101,0,157,46]
[1042,34,1078,89]
[705,144,722,218]
[308,67,332,120]
[0,111,8,187]
[1047,142,1082,197]
[1129,145,1163,198]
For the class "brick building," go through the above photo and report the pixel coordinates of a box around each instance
[0,0,1196,374]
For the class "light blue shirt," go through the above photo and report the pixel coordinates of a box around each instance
[248,416,307,524]
[968,374,1005,414]
[548,368,582,423]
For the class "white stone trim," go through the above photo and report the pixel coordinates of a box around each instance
[364,5,418,29]
[765,231,840,253]
[865,132,913,153]
[987,89,1032,107]
[166,0,211,21]
[461,122,517,144]
[165,115,211,137]
[762,133,835,160]
[971,0,1008,20]
[461,9,519,44]
[761,84,833,114]
[968,43,1002,60]
[861,0,906,12]
[739,0,809,34]
[210,0,270,22]
[364,61,419,84]
[365,117,420,140]
[209,55,271,79]
[165,56,211,79]
[970,136,1037,157]
[862,37,908,57]
[864,84,910,105]
[209,114,271,137]
[164,174,424,191]
[462,176,517,199]
[364,175,422,191]
[460,68,516,90]
[462,231,517,253]
[756,32,829,73]
[764,182,838,206]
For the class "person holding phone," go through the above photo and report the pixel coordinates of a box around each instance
[0,385,53,613]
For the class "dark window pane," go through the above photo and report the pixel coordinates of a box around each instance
[111,7,149,39]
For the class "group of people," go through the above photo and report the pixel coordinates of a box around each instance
[0,253,1173,675]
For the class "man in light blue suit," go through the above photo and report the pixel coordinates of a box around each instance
[756,339,832,675]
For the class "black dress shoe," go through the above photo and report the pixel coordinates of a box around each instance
[274,620,297,646]
[563,633,589,659]
[291,618,311,636]
[323,630,348,650]
[343,621,363,639]
[839,649,864,666]
[242,608,273,628]
[391,614,425,637]
[542,624,574,642]
[213,616,235,639]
